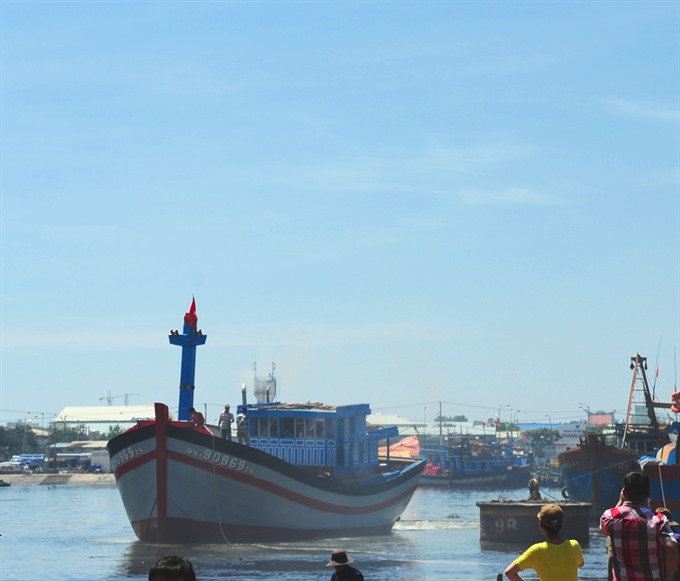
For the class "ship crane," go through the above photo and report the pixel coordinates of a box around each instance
[621,353,672,450]
[99,391,140,406]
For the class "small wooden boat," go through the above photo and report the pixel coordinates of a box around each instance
[477,499,591,546]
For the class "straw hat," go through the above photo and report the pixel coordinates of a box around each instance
[326,549,354,567]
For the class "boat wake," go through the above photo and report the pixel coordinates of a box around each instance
[395,519,478,531]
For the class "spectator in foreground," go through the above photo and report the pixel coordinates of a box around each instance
[504,503,584,580]
[326,549,363,581]
[601,471,679,581]
[148,555,196,581]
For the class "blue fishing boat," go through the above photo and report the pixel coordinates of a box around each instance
[558,353,677,518]
[419,437,531,488]
[107,300,425,543]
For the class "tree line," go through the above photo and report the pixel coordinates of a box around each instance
[0,424,124,460]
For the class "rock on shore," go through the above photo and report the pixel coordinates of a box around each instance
[0,473,116,487]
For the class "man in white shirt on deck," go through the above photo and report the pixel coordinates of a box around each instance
[218,404,234,440]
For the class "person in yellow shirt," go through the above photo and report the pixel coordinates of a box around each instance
[504,503,584,581]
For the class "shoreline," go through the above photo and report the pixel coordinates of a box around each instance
[0,473,116,487]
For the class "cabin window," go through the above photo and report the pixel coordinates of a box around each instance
[305,419,316,438]
[358,442,364,462]
[258,417,269,438]
[268,417,278,438]
[315,419,325,439]
[295,418,305,439]
[280,417,294,438]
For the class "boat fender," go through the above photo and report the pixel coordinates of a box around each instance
[561,486,569,499]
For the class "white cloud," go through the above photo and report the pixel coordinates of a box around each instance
[458,187,560,206]
[265,138,537,196]
[414,142,535,174]
[1,320,459,351]
[600,97,679,123]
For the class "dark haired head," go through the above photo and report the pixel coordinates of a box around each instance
[623,471,650,504]
[148,555,196,581]
[537,503,564,535]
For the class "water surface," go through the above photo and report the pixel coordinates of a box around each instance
[0,484,608,580]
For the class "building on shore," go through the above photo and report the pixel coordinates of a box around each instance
[53,405,155,439]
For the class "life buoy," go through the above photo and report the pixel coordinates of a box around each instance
[561,486,570,499]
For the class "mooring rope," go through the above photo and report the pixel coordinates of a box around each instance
[208,427,233,545]
[658,462,667,508]
[563,457,639,484]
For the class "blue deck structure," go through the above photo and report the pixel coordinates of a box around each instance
[168,298,207,421]
[241,401,400,478]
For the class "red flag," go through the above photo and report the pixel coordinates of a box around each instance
[184,297,198,327]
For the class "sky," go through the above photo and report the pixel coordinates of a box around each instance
[1,1,678,430]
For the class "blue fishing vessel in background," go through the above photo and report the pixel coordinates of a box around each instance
[558,353,678,519]
[419,436,531,488]
[107,300,425,543]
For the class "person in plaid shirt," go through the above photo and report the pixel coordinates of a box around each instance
[600,471,679,581]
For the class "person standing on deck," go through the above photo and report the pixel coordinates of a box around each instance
[600,471,679,581]
[188,407,205,429]
[218,404,234,440]
[236,407,250,446]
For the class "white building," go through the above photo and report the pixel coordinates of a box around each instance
[53,405,155,438]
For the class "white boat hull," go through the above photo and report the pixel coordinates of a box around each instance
[108,404,424,543]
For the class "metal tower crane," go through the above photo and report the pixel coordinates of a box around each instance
[99,391,140,406]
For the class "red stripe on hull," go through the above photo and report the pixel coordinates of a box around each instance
[166,449,417,515]
[114,450,155,479]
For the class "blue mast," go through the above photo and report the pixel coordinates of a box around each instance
[168,298,207,421]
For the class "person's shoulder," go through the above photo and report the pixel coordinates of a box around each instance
[602,504,632,519]
[523,541,548,554]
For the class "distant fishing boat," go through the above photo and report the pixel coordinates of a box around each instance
[107,300,425,543]
[558,353,677,518]
[416,427,531,489]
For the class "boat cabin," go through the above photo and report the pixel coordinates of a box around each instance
[238,402,399,477]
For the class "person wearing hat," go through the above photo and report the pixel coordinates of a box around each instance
[218,404,234,440]
[148,555,196,581]
[504,503,584,580]
[325,549,363,581]
[601,471,678,581]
